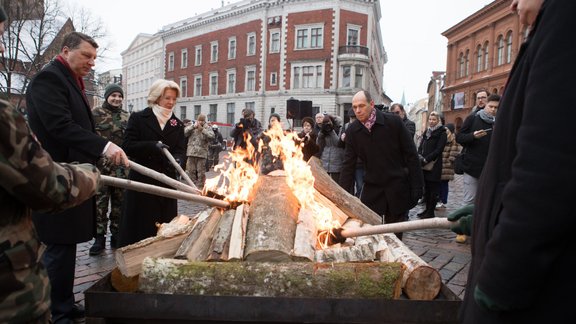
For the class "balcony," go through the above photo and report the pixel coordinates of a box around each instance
[338,46,369,63]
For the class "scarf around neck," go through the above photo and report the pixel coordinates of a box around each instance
[477,109,495,124]
[152,104,173,130]
[361,108,377,132]
[426,124,442,138]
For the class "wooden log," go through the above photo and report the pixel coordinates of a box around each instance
[313,191,348,227]
[383,234,442,300]
[115,222,194,277]
[227,204,249,261]
[307,156,381,225]
[315,244,376,263]
[205,209,236,261]
[139,258,403,300]
[174,209,212,259]
[185,208,223,261]
[291,208,317,261]
[244,175,299,262]
[110,267,139,293]
[374,234,395,262]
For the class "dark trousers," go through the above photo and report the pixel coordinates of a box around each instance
[42,243,77,324]
[354,166,365,198]
[383,210,409,240]
[439,180,449,204]
[423,180,441,217]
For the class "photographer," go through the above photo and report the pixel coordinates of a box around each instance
[230,108,263,150]
[317,114,345,184]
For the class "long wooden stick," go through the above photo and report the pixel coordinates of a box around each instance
[340,218,453,239]
[129,161,201,195]
[161,146,198,191]
[100,175,228,208]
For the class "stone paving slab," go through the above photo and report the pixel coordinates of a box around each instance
[73,166,471,304]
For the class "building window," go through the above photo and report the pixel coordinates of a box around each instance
[476,45,483,72]
[245,66,256,92]
[458,52,464,78]
[194,105,201,119]
[270,30,280,53]
[506,31,513,64]
[227,103,235,124]
[292,63,325,89]
[270,72,277,86]
[210,73,218,95]
[465,49,470,76]
[245,102,255,112]
[227,70,236,94]
[195,46,202,66]
[211,42,218,63]
[247,33,256,56]
[354,65,363,88]
[180,106,187,121]
[228,37,236,60]
[209,104,217,122]
[484,41,489,70]
[168,52,174,71]
[194,75,202,97]
[497,35,504,66]
[180,77,187,97]
[342,65,351,87]
[347,26,360,46]
[181,49,188,68]
[295,25,324,49]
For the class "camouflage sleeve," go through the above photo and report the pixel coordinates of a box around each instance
[0,101,100,212]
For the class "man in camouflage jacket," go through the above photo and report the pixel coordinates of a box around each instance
[0,99,100,323]
[89,84,129,255]
[184,114,214,187]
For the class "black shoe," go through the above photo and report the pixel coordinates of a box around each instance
[70,303,85,319]
[417,210,429,217]
[89,235,105,256]
[110,235,118,249]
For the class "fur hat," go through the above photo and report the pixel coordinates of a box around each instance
[104,83,123,101]
[301,116,314,127]
[197,114,206,122]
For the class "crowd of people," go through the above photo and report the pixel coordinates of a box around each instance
[2,0,573,323]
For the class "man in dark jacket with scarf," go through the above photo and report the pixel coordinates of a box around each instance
[26,32,129,323]
[340,90,423,239]
[450,0,576,322]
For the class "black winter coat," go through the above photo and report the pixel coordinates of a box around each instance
[456,114,493,178]
[26,59,108,244]
[418,127,447,182]
[340,110,423,216]
[118,108,186,247]
[462,1,576,323]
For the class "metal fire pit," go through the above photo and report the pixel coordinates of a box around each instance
[85,273,461,324]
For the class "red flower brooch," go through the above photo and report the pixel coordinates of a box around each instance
[169,119,178,127]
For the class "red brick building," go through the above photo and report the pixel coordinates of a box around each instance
[441,0,528,128]
[161,0,386,128]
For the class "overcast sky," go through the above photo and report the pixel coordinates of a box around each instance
[66,0,494,104]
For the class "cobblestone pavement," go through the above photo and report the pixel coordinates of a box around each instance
[74,165,471,305]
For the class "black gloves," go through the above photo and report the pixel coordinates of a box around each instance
[155,141,169,151]
[447,204,474,236]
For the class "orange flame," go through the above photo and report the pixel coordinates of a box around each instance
[204,122,339,248]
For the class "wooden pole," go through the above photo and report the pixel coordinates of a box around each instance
[340,218,453,239]
[100,175,228,208]
[129,160,200,195]
[161,146,198,191]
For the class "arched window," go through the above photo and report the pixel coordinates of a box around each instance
[506,31,513,63]
[476,45,483,72]
[492,88,498,95]
[484,41,490,70]
[465,49,470,76]
[497,35,504,66]
[458,52,464,78]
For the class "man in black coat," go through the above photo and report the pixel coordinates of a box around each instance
[340,90,423,239]
[390,103,416,141]
[26,32,128,323]
[454,0,576,322]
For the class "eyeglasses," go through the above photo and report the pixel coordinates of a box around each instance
[477,96,487,99]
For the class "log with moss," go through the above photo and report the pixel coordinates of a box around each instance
[139,258,404,299]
